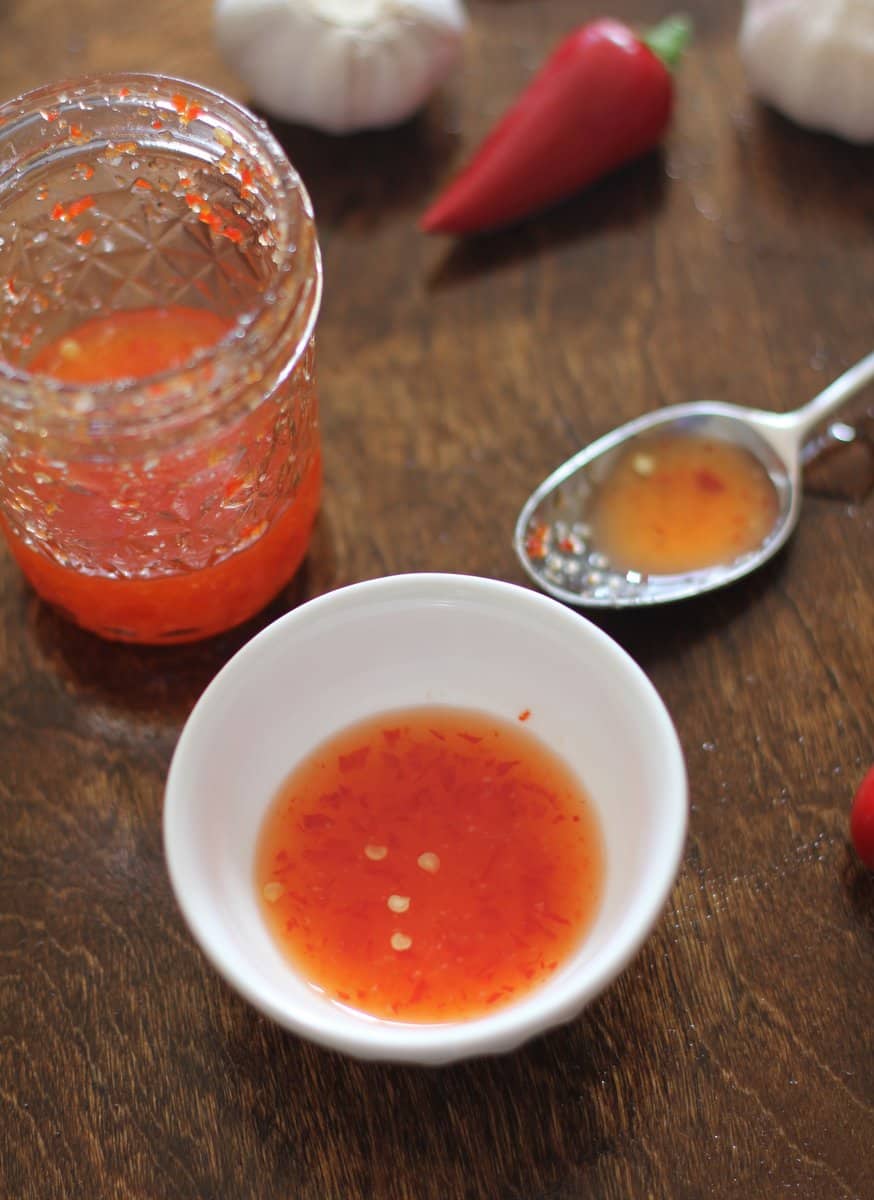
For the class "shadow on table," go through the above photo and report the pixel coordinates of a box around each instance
[520,531,794,679]
[262,99,459,235]
[20,508,341,735]
[221,962,661,1198]
[423,151,668,292]
[260,101,669,289]
[745,107,874,232]
[18,495,791,743]
[841,849,874,933]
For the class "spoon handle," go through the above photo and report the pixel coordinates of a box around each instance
[791,349,874,440]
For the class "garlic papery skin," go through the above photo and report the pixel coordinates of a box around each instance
[215,0,468,134]
[739,0,874,144]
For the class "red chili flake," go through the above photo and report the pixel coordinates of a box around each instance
[558,536,576,554]
[151,118,163,130]
[408,978,427,1005]
[199,211,222,230]
[75,229,94,246]
[222,226,243,244]
[75,163,95,181]
[240,166,254,193]
[525,522,549,560]
[237,519,267,544]
[495,759,520,776]
[439,764,457,789]
[69,124,83,139]
[66,195,94,219]
[52,196,94,222]
[172,94,203,124]
[695,468,725,494]
[41,109,59,122]
[118,87,131,99]
[221,476,246,502]
[518,709,531,722]
[133,178,153,191]
[338,746,370,772]
[301,812,332,830]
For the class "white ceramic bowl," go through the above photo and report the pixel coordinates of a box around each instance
[164,573,687,1064]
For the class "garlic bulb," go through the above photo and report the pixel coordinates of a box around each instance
[739,0,874,143]
[214,0,468,134]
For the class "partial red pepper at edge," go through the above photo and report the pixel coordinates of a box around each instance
[850,764,874,869]
[420,15,691,235]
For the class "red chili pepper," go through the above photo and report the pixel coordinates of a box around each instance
[850,764,874,869]
[420,15,690,235]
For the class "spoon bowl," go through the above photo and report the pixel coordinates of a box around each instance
[515,352,874,609]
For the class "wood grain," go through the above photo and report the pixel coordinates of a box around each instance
[1,2,872,1198]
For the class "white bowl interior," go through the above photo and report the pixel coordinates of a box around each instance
[164,574,687,1063]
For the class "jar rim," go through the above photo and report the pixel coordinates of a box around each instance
[0,72,322,427]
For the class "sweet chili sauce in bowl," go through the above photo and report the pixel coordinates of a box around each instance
[256,705,605,1023]
[0,75,321,643]
[164,574,687,1064]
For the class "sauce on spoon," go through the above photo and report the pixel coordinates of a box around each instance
[517,350,874,608]
[581,431,777,575]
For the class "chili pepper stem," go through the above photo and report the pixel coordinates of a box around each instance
[642,14,692,71]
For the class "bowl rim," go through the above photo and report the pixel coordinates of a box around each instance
[164,572,688,1063]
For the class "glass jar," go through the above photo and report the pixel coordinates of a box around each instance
[0,74,322,643]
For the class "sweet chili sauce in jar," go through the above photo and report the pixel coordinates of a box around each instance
[0,75,322,642]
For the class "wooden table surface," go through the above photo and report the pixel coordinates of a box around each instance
[2,2,872,1197]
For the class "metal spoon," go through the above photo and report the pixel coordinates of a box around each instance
[515,351,874,608]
